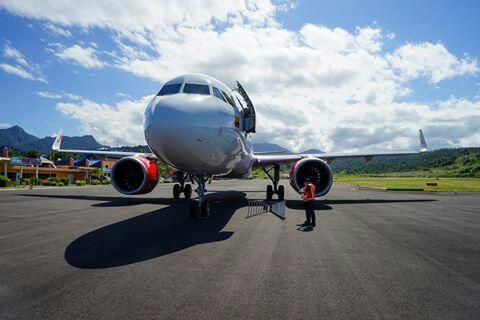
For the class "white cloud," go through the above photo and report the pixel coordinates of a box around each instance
[55,95,153,146]
[55,44,105,69]
[0,123,11,129]
[0,63,48,83]
[38,91,82,100]
[2,43,48,83]
[116,92,130,98]
[2,0,479,150]
[62,92,81,100]
[43,22,72,37]
[38,91,62,99]
[3,44,28,66]
[388,42,479,83]
[0,0,278,31]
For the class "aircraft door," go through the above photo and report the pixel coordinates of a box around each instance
[235,81,256,133]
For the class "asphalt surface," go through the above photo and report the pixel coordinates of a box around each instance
[1,180,479,319]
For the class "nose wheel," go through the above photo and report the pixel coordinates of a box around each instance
[263,165,285,201]
[188,174,210,219]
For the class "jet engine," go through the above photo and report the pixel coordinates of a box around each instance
[111,156,159,195]
[289,157,333,197]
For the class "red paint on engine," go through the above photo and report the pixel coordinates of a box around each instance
[136,156,159,194]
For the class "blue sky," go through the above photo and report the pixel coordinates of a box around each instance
[0,0,479,151]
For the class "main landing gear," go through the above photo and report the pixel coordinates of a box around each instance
[263,164,285,201]
[172,172,193,199]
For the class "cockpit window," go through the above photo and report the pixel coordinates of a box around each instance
[221,90,235,107]
[212,87,226,102]
[183,83,210,95]
[158,83,182,96]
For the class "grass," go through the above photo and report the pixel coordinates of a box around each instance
[335,175,480,192]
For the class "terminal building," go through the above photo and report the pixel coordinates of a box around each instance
[1,147,115,183]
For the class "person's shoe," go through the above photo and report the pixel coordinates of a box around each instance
[302,225,313,231]
[311,223,316,228]
[296,221,309,227]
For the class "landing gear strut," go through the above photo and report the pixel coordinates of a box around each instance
[263,164,285,201]
[189,174,210,219]
[172,172,193,199]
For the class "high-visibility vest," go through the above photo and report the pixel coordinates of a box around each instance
[302,183,316,202]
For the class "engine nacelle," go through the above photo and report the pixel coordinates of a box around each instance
[289,157,333,197]
[111,156,159,195]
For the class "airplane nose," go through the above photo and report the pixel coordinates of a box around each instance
[144,95,236,174]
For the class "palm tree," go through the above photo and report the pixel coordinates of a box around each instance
[89,167,102,183]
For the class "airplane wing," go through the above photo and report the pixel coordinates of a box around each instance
[254,129,428,166]
[51,130,158,160]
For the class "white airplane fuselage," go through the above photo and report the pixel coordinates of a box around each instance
[144,74,254,177]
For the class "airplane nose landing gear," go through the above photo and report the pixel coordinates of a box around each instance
[172,172,209,218]
[189,174,210,219]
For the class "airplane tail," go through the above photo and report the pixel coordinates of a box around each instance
[419,129,428,152]
[52,129,63,151]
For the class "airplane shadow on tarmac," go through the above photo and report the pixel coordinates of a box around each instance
[63,191,247,269]
[22,194,179,207]
[21,193,436,269]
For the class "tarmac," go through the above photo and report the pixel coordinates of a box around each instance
[0,180,479,319]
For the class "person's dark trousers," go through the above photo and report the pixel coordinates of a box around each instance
[304,201,315,225]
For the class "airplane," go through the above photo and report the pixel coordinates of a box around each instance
[52,73,428,218]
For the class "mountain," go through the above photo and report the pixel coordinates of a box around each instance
[25,135,102,153]
[252,143,291,153]
[0,125,38,148]
[300,148,324,154]
[0,126,103,154]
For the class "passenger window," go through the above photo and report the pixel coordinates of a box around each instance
[212,87,226,102]
[158,83,182,96]
[221,90,235,107]
[183,83,210,95]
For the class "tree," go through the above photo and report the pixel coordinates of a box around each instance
[25,150,40,158]
[89,167,102,183]
[157,163,170,176]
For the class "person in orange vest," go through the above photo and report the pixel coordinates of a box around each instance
[300,178,316,228]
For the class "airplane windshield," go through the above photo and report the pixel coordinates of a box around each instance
[158,83,182,96]
[221,90,235,107]
[212,87,226,102]
[183,83,210,95]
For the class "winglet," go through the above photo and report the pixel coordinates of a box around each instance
[52,129,63,151]
[419,129,428,152]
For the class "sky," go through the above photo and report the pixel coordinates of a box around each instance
[0,0,479,152]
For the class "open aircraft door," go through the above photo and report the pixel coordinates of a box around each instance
[234,81,256,134]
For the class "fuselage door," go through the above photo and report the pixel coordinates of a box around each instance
[234,81,256,133]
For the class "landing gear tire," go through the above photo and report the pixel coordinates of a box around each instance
[278,185,285,200]
[184,184,192,199]
[173,183,181,199]
[266,185,273,200]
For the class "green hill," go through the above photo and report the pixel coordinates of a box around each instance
[0,126,102,154]
[331,148,480,178]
